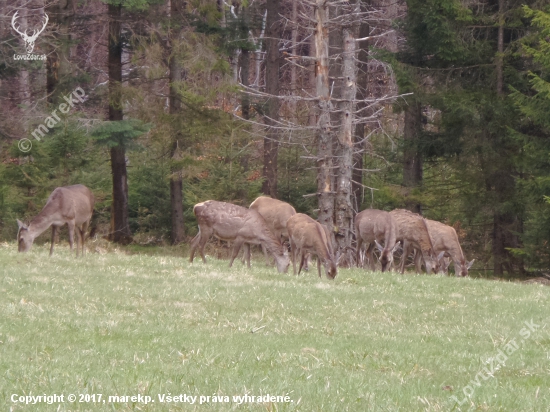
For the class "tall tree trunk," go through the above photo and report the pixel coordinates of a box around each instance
[352,2,370,213]
[491,0,522,275]
[108,3,132,244]
[262,0,281,198]
[46,0,74,103]
[403,100,422,214]
[168,0,185,245]
[334,2,360,266]
[289,0,298,123]
[315,0,334,229]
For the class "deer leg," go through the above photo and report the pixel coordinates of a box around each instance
[356,236,363,268]
[298,251,306,275]
[243,244,251,268]
[67,221,76,254]
[229,239,244,267]
[399,241,411,274]
[49,226,58,256]
[291,241,298,275]
[74,226,81,257]
[189,232,200,263]
[414,248,423,274]
[366,243,375,271]
[190,227,210,264]
[317,256,322,278]
[302,252,310,271]
[80,220,90,256]
[262,244,272,266]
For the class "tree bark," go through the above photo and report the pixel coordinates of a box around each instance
[352,3,370,213]
[46,0,74,103]
[108,3,132,244]
[491,0,521,275]
[168,0,185,245]
[315,0,334,230]
[262,0,282,198]
[334,2,360,266]
[403,100,423,214]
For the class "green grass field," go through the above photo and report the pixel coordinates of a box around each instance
[0,241,548,411]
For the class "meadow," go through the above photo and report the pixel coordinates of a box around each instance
[0,241,548,411]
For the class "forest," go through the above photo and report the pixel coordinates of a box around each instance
[1,0,550,278]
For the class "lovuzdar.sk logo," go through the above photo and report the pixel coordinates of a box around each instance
[12,10,48,60]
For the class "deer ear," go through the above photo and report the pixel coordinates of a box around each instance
[437,251,446,261]
[17,219,27,230]
[466,259,475,269]
[375,240,384,252]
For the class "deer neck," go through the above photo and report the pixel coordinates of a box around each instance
[259,231,283,257]
[28,208,57,239]
[446,245,465,267]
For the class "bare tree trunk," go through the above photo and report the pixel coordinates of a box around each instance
[262,0,282,198]
[352,2,370,213]
[46,0,74,103]
[108,3,132,244]
[403,100,422,214]
[238,46,251,191]
[315,0,334,229]
[289,0,298,122]
[334,2,360,266]
[168,0,185,245]
[491,0,522,275]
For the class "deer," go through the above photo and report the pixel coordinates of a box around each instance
[355,209,399,272]
[11,11,49,54]
[286,213,337,279]
[402,219,474,277]
[189,200,290,273]
[247,196,296,265]
[17,185,95,256]
[389,209,443,274]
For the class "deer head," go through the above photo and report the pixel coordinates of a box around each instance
[12,11,49,54]
[17,219,33,252]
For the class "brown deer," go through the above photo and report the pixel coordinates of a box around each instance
[247,196,296,264]
[389,209,442,274]
[17,185,95,256]
[286,213,337,279]
[355,209,399,272]
[403,219,474,276]
[189,200,290,273]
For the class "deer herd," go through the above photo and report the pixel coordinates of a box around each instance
[16,185,474,278]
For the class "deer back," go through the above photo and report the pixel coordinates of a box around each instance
[287,213,337,278]
[355,209,397,248]
[194,200,285,256]
[390,209,435,256]
[249,196,296,239]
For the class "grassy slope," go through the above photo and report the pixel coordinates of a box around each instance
[0,242,548,411]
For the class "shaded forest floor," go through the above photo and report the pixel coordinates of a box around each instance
[0,243,549,411]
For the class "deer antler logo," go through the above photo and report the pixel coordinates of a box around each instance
[11,11,49,54]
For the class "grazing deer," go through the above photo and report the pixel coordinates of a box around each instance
[355,209,399,272]
[286,213,337,279]
[389,209,442,274]
[249,196,296,241]
[403,219,474,276]
[189,200,290,273]
[248,196,296,264]
[17,185,95,256]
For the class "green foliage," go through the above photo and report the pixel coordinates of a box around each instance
[508,7,550,269]
[90,119,150,149]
